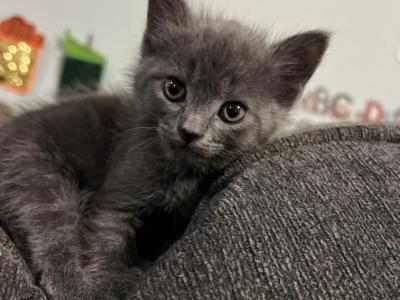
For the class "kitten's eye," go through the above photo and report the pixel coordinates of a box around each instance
[219,102,247,124]
[163,77,186,102]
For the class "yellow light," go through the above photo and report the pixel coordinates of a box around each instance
[19,64,29,74]
[24,46,32,54]
[18,42,32,54]
[7,62,17,71]
[14,78,23,87]
[20,56,31,65]
[3,52,12,61]
[8,45,18,54]
[0,65,4,76]
[18,41,28,51]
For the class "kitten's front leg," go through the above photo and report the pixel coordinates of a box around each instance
[82,208,145,298]
[5,189,108,300]
[39,206,142,299]
[40,263,119,300]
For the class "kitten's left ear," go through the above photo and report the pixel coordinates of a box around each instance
[270,31,330,106]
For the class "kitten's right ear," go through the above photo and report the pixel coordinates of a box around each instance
[146,0,190,36]
[142,0,190,55]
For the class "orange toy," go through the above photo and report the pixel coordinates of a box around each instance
[0,16,44,94]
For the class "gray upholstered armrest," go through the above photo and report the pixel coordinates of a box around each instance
[0,227,46,299]
[133,125,400,299]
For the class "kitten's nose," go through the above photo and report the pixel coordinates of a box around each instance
[178,126,202,145]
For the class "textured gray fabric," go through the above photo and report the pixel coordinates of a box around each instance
[1,125,400,299]
[0,227,46,299]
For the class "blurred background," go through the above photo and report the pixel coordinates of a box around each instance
[0,0,399,126]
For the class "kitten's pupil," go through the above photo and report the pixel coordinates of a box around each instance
[220,102,247,123]
[167,80,181,96]
[164,77,186,102]
[226,104,242,120]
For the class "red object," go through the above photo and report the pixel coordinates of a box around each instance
[0,16,45,94]
[0,16,44,48]
[361,101,385,123]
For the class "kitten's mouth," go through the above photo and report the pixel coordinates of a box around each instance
[162,137,211,164]
[157,128,216,168]
[171,141,206,157]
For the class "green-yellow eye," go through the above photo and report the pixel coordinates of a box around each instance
[219,102,247,123]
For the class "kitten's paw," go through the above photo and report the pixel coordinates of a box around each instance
[103,267,144,299]
[40,266,118,300]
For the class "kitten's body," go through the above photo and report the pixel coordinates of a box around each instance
[0,94,207,298]
[0,0,329,299]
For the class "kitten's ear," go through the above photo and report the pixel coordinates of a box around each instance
[146,0,190,36]
[270,31,330,106]
[142,0,190,55]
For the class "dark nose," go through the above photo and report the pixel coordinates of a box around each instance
[178,126,202,145]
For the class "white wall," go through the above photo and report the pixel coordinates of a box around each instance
[1,0,399,113]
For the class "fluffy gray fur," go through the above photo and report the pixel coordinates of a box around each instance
[0,0,329,299]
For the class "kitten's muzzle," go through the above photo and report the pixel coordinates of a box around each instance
[178,125,203,145]
[158,126,210,161]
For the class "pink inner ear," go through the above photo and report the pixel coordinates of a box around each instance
[275,31,329,82]
[270,31,329,107]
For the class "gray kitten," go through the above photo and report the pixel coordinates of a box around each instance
[0,0,329,299]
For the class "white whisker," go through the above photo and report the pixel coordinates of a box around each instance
[127,137,160,154]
